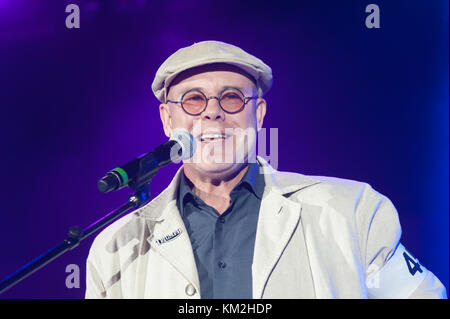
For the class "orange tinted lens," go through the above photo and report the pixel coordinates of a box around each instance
[220,89,244,112]
[182,91,206,114]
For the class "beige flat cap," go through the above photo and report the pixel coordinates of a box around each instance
[151,40,273,103]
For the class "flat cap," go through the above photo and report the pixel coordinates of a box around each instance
[151,40,273,103]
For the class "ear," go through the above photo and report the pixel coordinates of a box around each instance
[255,98,267,131]
[159,103,173,138]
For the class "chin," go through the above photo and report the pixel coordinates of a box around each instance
[185,160,245,180]
[198,159,238,173]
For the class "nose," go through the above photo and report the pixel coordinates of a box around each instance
[201,97,224,121]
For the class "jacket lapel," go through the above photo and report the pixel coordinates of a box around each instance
[252,156,321,299]
[137,166,200,296]
[252,188,302,298]
[149,201,200,294]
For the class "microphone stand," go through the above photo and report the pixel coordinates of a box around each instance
[0,178,153,295]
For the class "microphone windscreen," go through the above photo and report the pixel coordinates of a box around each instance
[169,130,196,161]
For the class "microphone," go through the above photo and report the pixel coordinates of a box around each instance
[97,130,196,193]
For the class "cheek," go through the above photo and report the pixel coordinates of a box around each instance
[238,107,258,129]
[232,113,258,144]
[171,112,196,132]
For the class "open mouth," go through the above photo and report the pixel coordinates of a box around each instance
[199,133,229,142]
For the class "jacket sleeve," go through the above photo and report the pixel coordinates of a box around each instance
[85,242,107,299]
[356,184,447,299]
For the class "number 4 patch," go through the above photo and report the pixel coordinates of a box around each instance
[403,252,423,276]
[367,244,429,298]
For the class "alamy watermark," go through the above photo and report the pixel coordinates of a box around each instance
[365,4,380,29]
[65,4,381,30]
[169,121,279,172]
[65,4,80,29]
[65,264,80,289]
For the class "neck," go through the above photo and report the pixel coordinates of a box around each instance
[182,163,249,214]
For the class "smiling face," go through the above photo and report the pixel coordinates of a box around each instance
[159,63,267,180]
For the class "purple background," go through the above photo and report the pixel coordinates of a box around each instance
[0,0,448,298]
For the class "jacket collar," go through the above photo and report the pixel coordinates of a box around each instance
[136,155,320,221]
[256,156,320,197]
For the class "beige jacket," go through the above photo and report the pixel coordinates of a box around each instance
[85,156,446,299]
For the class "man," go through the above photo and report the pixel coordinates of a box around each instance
[85,40,446,298]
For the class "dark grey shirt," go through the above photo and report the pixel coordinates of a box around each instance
[177,162,265,299]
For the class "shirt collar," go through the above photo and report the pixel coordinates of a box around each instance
[239,161,265,200]
[177,162,265,217]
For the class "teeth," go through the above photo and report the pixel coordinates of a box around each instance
[200,133,226,141]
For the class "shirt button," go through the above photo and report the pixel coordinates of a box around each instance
[218,261,227,269]
[185,283,196,296]
[218,217,225,224]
